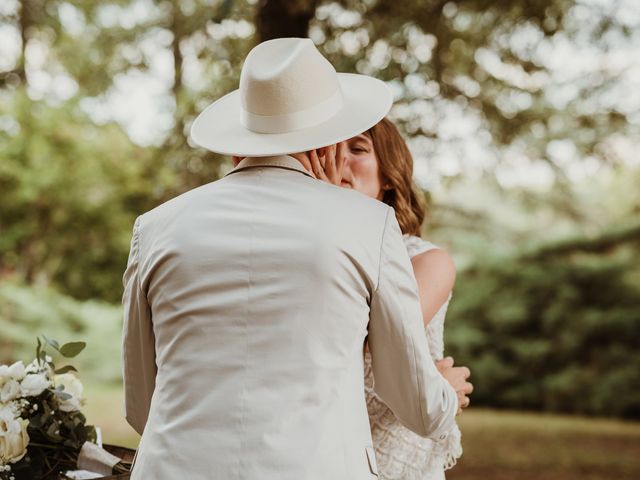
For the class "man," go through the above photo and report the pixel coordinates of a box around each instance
[122,37,472,480]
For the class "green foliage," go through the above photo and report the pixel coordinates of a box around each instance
[0,281,123,384]
[0,0,257,300]
[315,0,637,163]
[57,342,86,358]
[446,246,640,418]
[0,88,164,301]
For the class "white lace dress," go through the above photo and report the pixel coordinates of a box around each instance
[363,235,462,480]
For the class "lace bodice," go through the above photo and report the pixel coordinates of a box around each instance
[364,235,461,479]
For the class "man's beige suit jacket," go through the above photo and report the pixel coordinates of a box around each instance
[122,155,457,480]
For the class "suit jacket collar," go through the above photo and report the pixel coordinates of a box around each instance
[225,155,314,179]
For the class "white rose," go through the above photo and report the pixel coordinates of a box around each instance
[23,360,39,375]
[54,374,84,412]
[0,380,21,403]
[0,360,25,387]
[0,361,25,388]
[0,405,30,465]
[20,373,50,397]
[24,359,53,377]
[7,362,25,381]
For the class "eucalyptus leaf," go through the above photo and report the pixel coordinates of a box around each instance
[36,336,42,366]
[42,334,61,351]
[54,365,78,374]
[59,341,86,358]
[53,389,72,401]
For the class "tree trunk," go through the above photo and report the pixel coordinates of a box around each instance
[170,0,185,139]
[17,0,32,84]
[256,0,318,42]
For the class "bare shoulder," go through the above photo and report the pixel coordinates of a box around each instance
[411,247,457,288]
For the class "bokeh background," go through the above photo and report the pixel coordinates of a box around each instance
[1,0,639,478]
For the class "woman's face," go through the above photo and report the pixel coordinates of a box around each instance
[339,134,384,200]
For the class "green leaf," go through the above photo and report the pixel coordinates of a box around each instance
[43,334,61,352]
[53,389,72,401]
[59,342,86,358]
[36,336,42,365]
[54,365,78,374]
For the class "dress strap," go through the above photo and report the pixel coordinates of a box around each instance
[402,235,440,259]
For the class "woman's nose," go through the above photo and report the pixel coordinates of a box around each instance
[342,150,354,168]
[341,159,352,178]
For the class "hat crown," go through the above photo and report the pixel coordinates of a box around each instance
[239,38,342,133]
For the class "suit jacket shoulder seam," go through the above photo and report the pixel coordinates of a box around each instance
[133,215,145,297]
[372,207,391,296]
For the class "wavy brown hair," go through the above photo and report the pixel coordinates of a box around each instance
[364,118,426,236]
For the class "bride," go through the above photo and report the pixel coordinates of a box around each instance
[310,117,465,480]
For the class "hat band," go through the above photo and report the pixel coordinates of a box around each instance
[240,89,343,134]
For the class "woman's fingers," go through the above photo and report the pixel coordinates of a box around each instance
[292,152,315,178]
[325,144,337,180]
[309,149,328,181]
[335,142,346,179]
[304,144,345,186]
[309,146,344,185]
[318,147,327,168]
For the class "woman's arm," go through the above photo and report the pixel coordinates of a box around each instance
[410,248,456,327]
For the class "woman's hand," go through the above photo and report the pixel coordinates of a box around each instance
[436,357,473,415]
[308,142,347,186]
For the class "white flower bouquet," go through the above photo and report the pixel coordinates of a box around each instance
[0,336,130,480]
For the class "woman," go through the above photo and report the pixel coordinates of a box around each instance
[310,118,463,480]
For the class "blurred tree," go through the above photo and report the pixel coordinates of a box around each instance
[0,89,158,300]
[257,0,319,40]
[0,279,123,384]
[2,0,637,300]
[1,0,254,300]
[446,232,640,418]
[311,0,638,180]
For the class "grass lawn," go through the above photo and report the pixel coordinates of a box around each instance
[449,409,640,480]
[84,383,640,479]
[82,382,140,449]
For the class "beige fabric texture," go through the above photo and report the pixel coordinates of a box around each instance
[121,155,457,480]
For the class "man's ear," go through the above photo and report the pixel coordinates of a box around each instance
[231,156,244,166]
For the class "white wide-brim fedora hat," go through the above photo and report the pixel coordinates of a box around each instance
[189,37,392,157]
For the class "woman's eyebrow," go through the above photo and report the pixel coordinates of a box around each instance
[350,135,371,145]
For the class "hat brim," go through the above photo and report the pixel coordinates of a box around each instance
[189,73,392,157]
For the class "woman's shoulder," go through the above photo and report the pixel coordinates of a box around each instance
[404,235,457,283]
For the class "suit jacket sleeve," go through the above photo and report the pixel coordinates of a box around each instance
[121,215,157,436]
[368,208,458,440]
